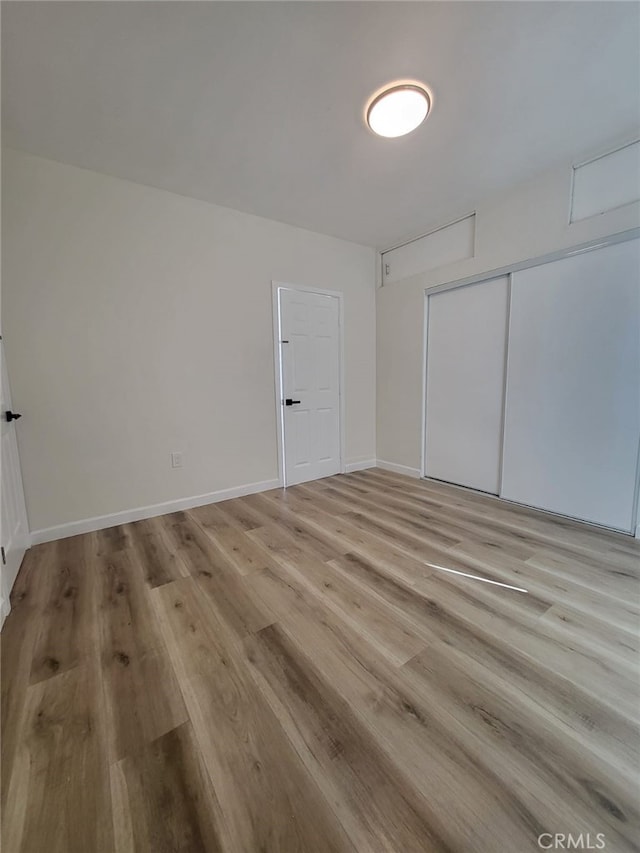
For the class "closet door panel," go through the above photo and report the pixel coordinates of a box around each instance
[501,239,640,531]
[425,276,509,494]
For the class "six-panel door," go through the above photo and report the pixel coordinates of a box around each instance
[279,289,341,486]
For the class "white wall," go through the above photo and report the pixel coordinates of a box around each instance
[377,152,640,474]
[2,149,376,534]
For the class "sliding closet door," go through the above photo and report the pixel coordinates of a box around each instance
[501,239,640,531]
[425,276,509,493]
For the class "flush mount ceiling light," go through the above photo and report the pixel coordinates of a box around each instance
[366,83,431,138]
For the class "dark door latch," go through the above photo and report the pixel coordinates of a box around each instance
[285,399,301,406]
[5,411,22,422]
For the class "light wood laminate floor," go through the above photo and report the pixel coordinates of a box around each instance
[2,469,639,852]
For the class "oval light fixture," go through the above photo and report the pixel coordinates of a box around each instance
[366,83,431,138]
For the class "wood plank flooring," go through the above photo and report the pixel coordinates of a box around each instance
[2,468,639,852]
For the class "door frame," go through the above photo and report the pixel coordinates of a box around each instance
[271,281,345,488]
[1,337,31,626]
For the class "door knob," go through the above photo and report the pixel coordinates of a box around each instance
[285,399,301,406]
[5,411,22,422]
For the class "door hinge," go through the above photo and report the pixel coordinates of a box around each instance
[1,547,5,566]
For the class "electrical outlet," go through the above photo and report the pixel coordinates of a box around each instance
[171,451,183,469]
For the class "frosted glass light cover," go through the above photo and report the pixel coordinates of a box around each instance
[367,85,430,138]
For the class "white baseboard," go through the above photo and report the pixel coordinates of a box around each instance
[375,459,422,479]
[29,477,281,545]
[29,461,420,546]
[344,458,377,473]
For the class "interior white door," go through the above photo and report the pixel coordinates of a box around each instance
[425,276,509,493]
[279,288,342,486]
[1,340,29,624]
[501,239,640,531]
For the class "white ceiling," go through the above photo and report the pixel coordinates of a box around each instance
[3,2,639,248]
